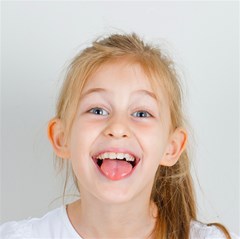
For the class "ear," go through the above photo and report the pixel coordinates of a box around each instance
[47,118,70,159]
[160,127,188,166]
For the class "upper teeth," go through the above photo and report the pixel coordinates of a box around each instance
[97,152,135,162]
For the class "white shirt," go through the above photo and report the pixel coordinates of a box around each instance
[1,205,239,239]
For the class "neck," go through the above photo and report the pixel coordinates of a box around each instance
[68,196,157,239]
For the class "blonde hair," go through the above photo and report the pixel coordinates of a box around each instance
[52,33,231,239]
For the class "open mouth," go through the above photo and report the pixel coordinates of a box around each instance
[92,154,140,180]
[96,157,137,168]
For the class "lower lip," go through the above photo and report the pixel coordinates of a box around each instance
[92,158,140,181]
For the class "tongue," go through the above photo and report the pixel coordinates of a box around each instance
[100,159,133,180]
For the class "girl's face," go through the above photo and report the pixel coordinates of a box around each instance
[63,59,185,204]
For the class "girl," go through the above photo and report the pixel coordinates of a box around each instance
[1,33,238,239]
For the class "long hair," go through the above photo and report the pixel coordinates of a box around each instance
[52,33,231,239]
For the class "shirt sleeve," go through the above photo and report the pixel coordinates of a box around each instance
[0,220,32,239]
[190,220,240,239]
[205,225,240,239]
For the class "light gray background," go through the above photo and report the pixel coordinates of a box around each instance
[1,1,239,235]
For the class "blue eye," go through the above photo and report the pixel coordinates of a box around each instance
[132,111,152,118]
[89,107,109,116]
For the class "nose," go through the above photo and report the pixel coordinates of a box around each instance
[103,115,131,139]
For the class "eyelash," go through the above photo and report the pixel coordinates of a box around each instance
[88,107,153,118]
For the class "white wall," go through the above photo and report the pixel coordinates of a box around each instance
[1,1,239,235]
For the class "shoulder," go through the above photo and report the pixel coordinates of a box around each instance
[0,219,30,239]
[190,220,240,239]
[0,207,65,239]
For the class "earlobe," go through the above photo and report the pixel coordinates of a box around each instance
[160,127,188,167]
[47,118,70,159]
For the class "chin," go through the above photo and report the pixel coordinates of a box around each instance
[94,184,138,205]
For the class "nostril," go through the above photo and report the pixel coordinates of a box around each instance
[108,133,128,138]
[104,124,131,138]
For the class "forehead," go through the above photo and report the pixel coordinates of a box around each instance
[85,59,152,88]
[81,59,168,104]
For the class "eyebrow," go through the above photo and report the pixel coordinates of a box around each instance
[80,87,158,101]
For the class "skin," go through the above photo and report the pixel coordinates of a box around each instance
[48,59,188,238]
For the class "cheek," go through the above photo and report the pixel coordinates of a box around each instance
[69,119,103,157]
[139,126,168,163]
[68,122,99,179]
